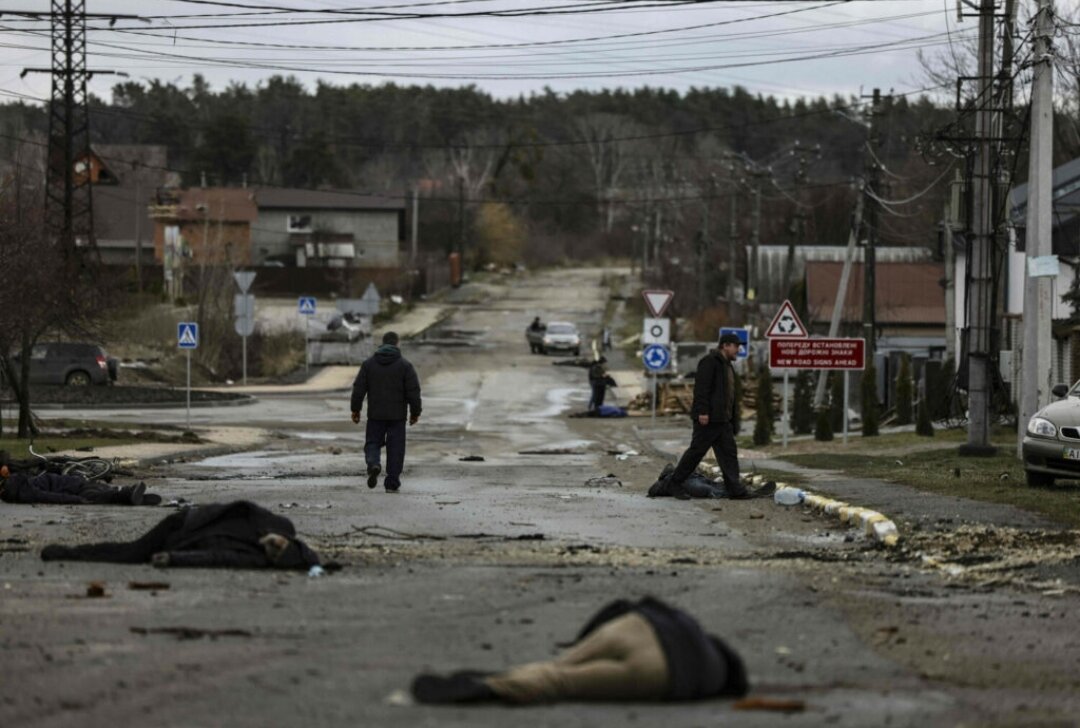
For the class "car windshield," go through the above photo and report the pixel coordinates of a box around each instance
[547,324,575,335]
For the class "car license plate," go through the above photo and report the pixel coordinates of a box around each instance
[1064,447,1080,461]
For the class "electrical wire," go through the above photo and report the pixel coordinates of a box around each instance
[865,163,956,207]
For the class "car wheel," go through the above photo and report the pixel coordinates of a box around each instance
[1025,470,1054,487]
[66,370,92,386]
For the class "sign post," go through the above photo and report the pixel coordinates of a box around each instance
[298,296,317,372]
[642,343,671,426]
[233,271,256,385]
[764,300,809,448]
[177,322,199,430]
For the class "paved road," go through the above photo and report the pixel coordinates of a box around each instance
[3,268,1078,727]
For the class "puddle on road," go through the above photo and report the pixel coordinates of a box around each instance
[287,431,362,442]
[194,450,349,469]
[518,387,584,420]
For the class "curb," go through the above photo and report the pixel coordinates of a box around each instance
[119,440,269,469]
[30,395,256,411]
[769,483,900,547]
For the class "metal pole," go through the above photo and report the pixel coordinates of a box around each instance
[185,349,191,430]
[1019,0,1056,457]
[843,370,849,445]
[782,370,789,448]
[242,333,248,386]
[304,316,310,373]
[651,373,657,427]
[411,186,419,263]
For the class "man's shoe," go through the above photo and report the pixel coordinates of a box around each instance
[128,482,146,506]
[385,482,400,493]
[366,464,381,489]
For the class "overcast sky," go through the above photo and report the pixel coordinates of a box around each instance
[0,0,1055,105]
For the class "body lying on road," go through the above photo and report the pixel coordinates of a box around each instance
[0,467,159,506]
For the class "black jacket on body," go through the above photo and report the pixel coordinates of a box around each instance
[41,501,321,570]
[691,349,737,424]
[350,344,422,421]
[575,597,749,700]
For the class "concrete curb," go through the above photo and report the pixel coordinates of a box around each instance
[30,395,256,411]
[766,482,900,547]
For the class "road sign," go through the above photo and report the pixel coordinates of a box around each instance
[642,317,671,345]
[298,296,317,315]
[719,327,750,359]
[769,337,865,370]
[339,283,381,316]
[765,299,808,338]
[177,322,199,349]
[233,270,256,293]
[235,318,255,337]
[234,294,254,320]
[642,289,674,318]
[643,344,671,372]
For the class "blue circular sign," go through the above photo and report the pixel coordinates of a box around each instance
[643,344,671,372]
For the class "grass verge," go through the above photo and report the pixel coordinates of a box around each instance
[783,446,1080,528]
[0,436,145,459]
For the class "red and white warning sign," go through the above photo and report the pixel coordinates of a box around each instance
[764,299,808,339]
[642,289,674,318]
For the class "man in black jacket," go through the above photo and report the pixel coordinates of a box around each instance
[587,357,611,411]
[351,331,422,492]
[662,332,747,500]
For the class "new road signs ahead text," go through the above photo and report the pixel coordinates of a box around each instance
[769,337,866,370]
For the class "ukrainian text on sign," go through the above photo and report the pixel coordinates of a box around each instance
[769,337,865,370]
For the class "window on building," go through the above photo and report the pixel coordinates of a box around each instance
[287,214,313,233]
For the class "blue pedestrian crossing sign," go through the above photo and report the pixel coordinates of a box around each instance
[719,327,750,359]
[642,344,671,372]
[177,322,199,349]
[298,296,317,315]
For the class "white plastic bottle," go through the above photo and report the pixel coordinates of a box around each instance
[774,487,806,506]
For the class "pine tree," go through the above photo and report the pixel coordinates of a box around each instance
[895,354,913,425]
[862,362,880,437]
[792,371,813,434]
[916,393,935,437]
[830,372,845,431]
[753,365,774,446]
[814,406,834,441]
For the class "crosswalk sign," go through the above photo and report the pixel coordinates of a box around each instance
[177,322,199,349]
[298,296,317,315]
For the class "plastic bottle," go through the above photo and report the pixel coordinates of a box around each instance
[773,487,806,506]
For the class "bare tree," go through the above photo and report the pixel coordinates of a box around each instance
[573,113,644,233]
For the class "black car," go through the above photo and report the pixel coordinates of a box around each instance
[14,342,118,386]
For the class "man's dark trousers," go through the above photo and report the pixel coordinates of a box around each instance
[589,383,606,411]
[365,419,407,489]
[668,421,743,495]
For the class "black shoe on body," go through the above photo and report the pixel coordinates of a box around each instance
[128,482,146,506]
[384,481,400,493]
[667,479,691,500]
[366,464,381,489]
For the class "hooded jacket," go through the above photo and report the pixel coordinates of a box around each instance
[1,472,94,504]
[691,349,737,424]
[351,344,422,421]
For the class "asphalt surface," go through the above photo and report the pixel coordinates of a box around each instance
[2,268,1079,728]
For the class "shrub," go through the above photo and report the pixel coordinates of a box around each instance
[814,406,834,441]
[862,361,880,437]
[792,371,813,434]
[753,365,774,446]
[916,393,935,437]
[895,353,913,425]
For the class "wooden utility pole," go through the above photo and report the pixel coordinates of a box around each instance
[1019,0,1056,455]
[727,164,738,307]
[961,0,998,456]
[862,89,884,362]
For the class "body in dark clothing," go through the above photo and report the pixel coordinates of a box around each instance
[1,472,155,506]
[411,596,748,704]
[41,501,320,570]
[665,336,746,499]
[350,332,422,491]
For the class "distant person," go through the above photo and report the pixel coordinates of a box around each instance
[660,332,747,500]
[587,357,614,412]
[529,316,545,332]
[351,331,422,492]
[602,327,613,352]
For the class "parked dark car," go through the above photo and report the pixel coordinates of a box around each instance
[13,343,118,386]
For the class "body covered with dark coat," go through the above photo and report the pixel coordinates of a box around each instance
[1,472,148,506]
[351,345,422,421]
[41,501,320,569]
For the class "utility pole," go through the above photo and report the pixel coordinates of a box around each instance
[862,89,885,362]
[1019,0,1056,456]
[961,0,998,456]
[746,168,767,303]
[19,2,136,259]
[784,143,817,293]
[456,173,466,257]
[697,174,716,309]
[411,186,419,264]
[727,164,738,308]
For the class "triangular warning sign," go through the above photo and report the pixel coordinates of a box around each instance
[642,289,674,318]
[765,300,808,338]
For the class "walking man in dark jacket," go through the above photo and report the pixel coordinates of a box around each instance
[587,357,610,412]
[350,331,422,492]
[662,332,747,500]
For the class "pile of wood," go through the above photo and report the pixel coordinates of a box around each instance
[625,381,694,415]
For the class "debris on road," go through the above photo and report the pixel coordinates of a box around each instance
[614,450,639,461]
[585,474,622,488]
[130,626,253,640]
[459,455,485,462]
[733,697,806,713]
[86,582,107,598]
[128,581,170,591]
